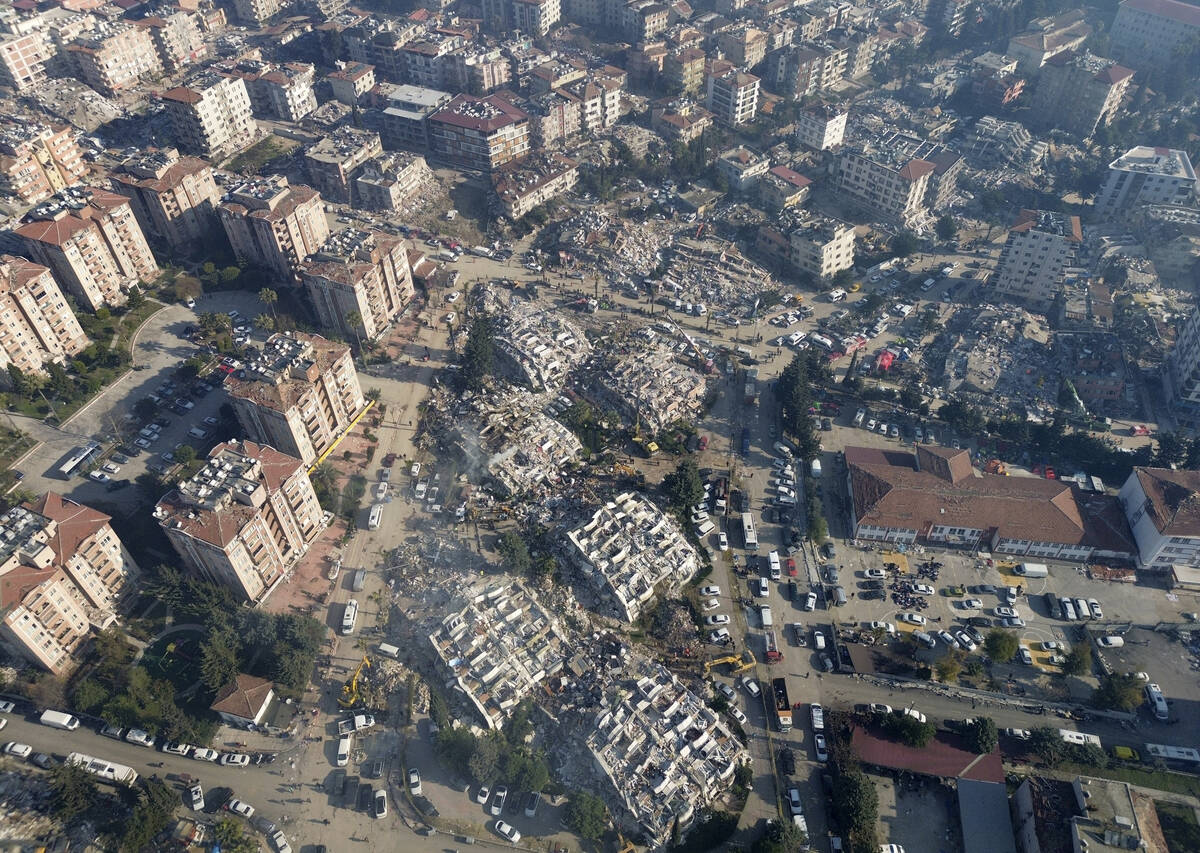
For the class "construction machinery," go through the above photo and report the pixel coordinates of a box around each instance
[983,459,1008,476]
[702,649,757,676]
[338,655,372,709]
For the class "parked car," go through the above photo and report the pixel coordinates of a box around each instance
[490,786,508,816]
[227,799,255,818]
[494,820,521,843]
[407,768,422,796]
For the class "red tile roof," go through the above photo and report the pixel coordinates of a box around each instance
[899,159,936,181]
[1133,467,1200,537]
[210,673,274,719]
[768,165,812,188]
[28,492,110,560]
[852,725,1005,783]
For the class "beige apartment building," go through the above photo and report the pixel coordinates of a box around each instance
[226,332,366,466]
[109,147,221,250]
[135,10,206,73]
[1030,50,1134,138]
[300,230,414,344]
[16,188,159,312]
[0,120,88,205]
[327,61,376,104]
[354,152,431,212]
[0,494,139,674]
[512,0,561,36]
[493,152,579,219]
[991,209,1082,311]
[221,56,317,122]
[303,126,383,204]
[428,94,531,172]
[0,27,52,92]
[231,0,284,26]
[705,64,759,127]
[218,176,329,280]
[789,216,855,279]
[155,440,323,603]
[0,255,89,376]
[67,23,162,96]
[836,148,935,230]
[664,47,706,94]
[162,73,258,159]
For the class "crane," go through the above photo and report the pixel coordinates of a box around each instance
[663,313,715,373]
[338,655,372,709]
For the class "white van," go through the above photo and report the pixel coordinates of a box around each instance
[696,520,715,537]
[377,643,400,659]
[341,599,359,635]
[368,504,383,530]
[336,736,352,767]
[39,709,80,731]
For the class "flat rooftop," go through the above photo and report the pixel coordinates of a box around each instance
[1109,145,1196,180]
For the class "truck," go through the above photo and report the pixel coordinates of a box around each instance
[810,703,825,731]
[811,459,822,478]
[39,709,81,731]
[337,714,376,735]
[341,599,359,635]
[760,604,773,628]
[1015,562,1049,578]
[764,630,782,663]
[772,677,792,731]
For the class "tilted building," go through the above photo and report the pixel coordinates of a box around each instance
[304,126,384,204]
[135,10,206,73]
[66,22,162,97]
[0,119,88,205]
[155,440,324,603]
[299,229,414,344]
[162,72,258,159]
[1030,51,1134,138]
[1094,146,1197,221]
[217,176,329,280]
[428,93,530,172]
[354,152,433,212]
[1118,467,1200,569]
[0,255,89,376]
[109,147,221,251]
[991,209,1082,311]
[225,331,365,466]
[492,152,579,220]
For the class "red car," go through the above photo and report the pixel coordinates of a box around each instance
[1044,466,1056,479]
[786,558,798,577]
[382,453,397,467]
[697,435,708,451]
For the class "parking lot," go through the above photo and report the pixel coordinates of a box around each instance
[876,776,961,853]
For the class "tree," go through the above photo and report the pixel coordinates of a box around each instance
[120,779,180,850]
[882,712,935,747]
[496,531,532,576]
[661,457,704,514]
[1063,643,1092,676]
[255,313,275,332]
[459,314,495,392]
[125,286,146,310]
[1093,673,1144,711]
[565,790,609,841]
[49,763,99,823]
[1029,727,1066,766]
[936,650,965,683]
[174,444,197,466]
[752,819,807,853]
[935,215,958,242]
[345,310,364,352]
[133,398,158,423]
[984,629,1019,662]
[891,231,920,257]
[199,627,241,694]
[258,287,278,322]
[964,716,998,754]
[833,770,879,850]
[435,727,476,779]
[213,818,259,853]
[469,732,501,785]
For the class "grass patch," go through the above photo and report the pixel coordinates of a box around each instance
[1058,762,1200,799]
[225,134,299,175]
[1156,800,1200,852]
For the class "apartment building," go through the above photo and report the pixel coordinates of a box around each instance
[163,73,258,158]
[1006,11,1092,71]
[664,47,705,94]
[794,102,847,150]
[1030,51,1134,138]
[400,34,464,90]
[529,57,586,94]
[343,16,422,83]
[716,146,770,192]
[718,26,769,68]
[218,176,329,280]
[1110,0,1200,69]
[561,72,622,133]
[991,209,1082,311]
[836,148,935,230]
[0,255,88,376]
[299,230,414,344]
[221,57,317,122]
[16,188,159,312]
[226,331,365,466]
[1119,467,1200,569]
[493,152,579,220]
[521,89,583,146]
[155,440,323,603]
[651,97,713,143]
[789,215,855,279]
[136,10,206,73]
[763,42,845,99]
[705,64,759,127]
[354,152,432,212]
[444,47,511,95]
[231,0,284,26]
[428,94,530,172]
[327,61,376,104]
[109,148,220,251]
[1164,307,1200,418]
[304,127,384,204]
[0,494,139,674]
[0,120,88,205]
[67,23,162,97]
[379,84,453,150]
[0,25,52,92]
[1094,146,1197,220]
[759,165,812,212]
[512,0,561,36]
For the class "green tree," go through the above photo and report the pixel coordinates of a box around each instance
[258,287,278,322]
[496,531,532,576]
[752,819,808,853]
[1063,643,1092,676]
[1029,727,1066,766]
[503,748,549,792]
[891,231,920,257]
[469,732,501,785]
[459,314,495,392]
[964,716,998,754]
[661,457,704,514]
[199,627,241,693]
[435,727,476,779]
[174,444,197,466]
[125,286,146,310]
[833,770,879,850]
[221,265,241,282]
[936,650,965,682]
[1093,673,1145,711]
[213,818,259,853]
[48,763,99,823]
[882,712,936,747]
[984,629,1019,662]
[934,215,958,242]
[120,778,179,851]
[255,313,275,332]
[565,790,609,841]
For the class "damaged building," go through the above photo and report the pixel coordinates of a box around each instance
[563,491,699,622]
[584,340,708,435]
[493,301,591,392]
[427,579,568,730]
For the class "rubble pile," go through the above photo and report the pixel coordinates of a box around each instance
[0,771,57,843]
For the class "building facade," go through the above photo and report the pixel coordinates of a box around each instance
[303,127,384,204]
[705,65,759,127]
[67,23,162,96]
[299,230,414,344]
[162,73,258,159]
[794,103,847,150]
[0,255,89,376]
[991,209,1082,311]
[1118,467,1200,569]
[136,11,206,73]
[155,440,323,603]
[1110,0,1200,69]
[1030,51,1134,138]
[789,216,855,279]
[1094,146,1197,220]
[109,148,221,251]
[428,94,530,172]
[836,149,934,229]
[226,332,366,466]
[0,27,52,92]
[493,152,579,219]
[354,152,432,212]
[16,188,159,312]
[0,121,88,205]
[217,177,329,280]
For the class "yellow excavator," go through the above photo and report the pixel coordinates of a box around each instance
[701,649,757,676]
[338,655,371,709]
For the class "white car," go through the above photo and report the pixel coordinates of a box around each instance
[866,419,877,431]
[700,585,721,597]
[993,606,1018,618]
[938,630,959,648]
[740,676,760,697]
[813,733,828,762]
[864,568,886,579]
[89,471,111,483]
[898,612,926,626]
[0,702,13,714]
[227,799,255,818]
[867,703,892,715]
[803,592,817,611]
[1098,636,1124,647]
[1019,648,1033,665]
[125,729,154,747]
[710,628,731,643]
[706,614,730,626]
[191,748,219,762]
[901,707,926,723]
[691,510,710,524]
[101,462,120,474]
[446,291,461,303]
[955,631,977,651]
[701,598,720,611]
[1088,599,1103,619]
[410,461,421,477]
[494,820,521,843]
[1001,617,1026,628]
[718,532,729,551]
[729,705,748,725]
[786,786,804,816]
[162,742,192,756]
[408,768,422,795]
[188,784,204,811]
[1005,728,1032,740]
[220,753,251,767]
[911,584,935,595]
[1040,641,1062,652]
[3,742,32,758]
[270,830,292,853]
[868,621,896,635]
[960,599,983,610]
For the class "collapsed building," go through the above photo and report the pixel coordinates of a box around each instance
[493,300,591,392]
[563,491,699,623]
[427,579,568,730]
[584,340,708,434]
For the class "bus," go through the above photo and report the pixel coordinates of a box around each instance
[1144,683,1168,721]
[66,752,138,786]
[742,513,758,550]
[1145,743,1200,764]
[341,599,359,635]
[1057,730,1102,747]
[58,442,101,478]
